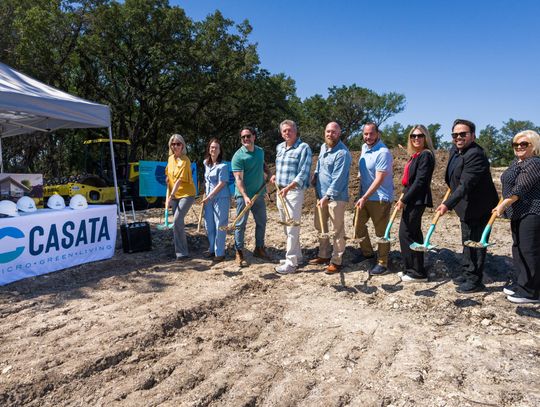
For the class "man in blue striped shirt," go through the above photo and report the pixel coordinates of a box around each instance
[270,119,312,274]
[309,122,352,274]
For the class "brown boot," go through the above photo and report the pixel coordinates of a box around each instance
[253,246,271,261]
[236,250,249,267]
[308,257,331,265]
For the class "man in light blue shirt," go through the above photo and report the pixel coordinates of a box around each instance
[309,122,352,274]
[354,122,394,275]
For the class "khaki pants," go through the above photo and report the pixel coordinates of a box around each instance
[354,200,392,266]
[314,200,347,265]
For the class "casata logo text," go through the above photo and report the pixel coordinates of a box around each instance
[29,217,110,255]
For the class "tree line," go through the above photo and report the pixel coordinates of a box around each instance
[1,0,537,177]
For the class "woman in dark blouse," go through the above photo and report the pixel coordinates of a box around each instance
[493,130,540,304]
[396,125,436,282]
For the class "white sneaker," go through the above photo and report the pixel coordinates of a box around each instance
[275,264,296,275]
[281,258,305,265]
[401,274,428,283]
[503,287,516,296]
[507,295,540,304]
[397,271,404,278]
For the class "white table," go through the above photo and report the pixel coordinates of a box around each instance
[0,204,117,285]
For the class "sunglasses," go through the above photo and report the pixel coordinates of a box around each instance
[171,142,182,147]
[451,132,470,139]
[512,141,530,149]
[410,133,425,139]
[240,134,252,140]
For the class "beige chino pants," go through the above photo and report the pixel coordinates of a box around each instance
[314,200,347,265]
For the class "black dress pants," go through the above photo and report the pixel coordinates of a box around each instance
[511,214,540,299]
[460,213,491,285]
[399,204,426,277]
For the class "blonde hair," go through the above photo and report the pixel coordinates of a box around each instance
[407,125,435,156]
[168,134,187,157]
[513,130,540,156]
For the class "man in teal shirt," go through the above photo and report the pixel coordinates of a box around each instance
[231,126,271,267]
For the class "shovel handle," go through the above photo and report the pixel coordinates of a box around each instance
[274,183,292,220]
[353,206,360,238]
[389,193,405,224]
[486,198,504,227]
[383,193,404,238]
[228,182,267,229]
[317,200,328,235]
[431,188,452,224]
[163,186,171,226]
[197,194,206,232]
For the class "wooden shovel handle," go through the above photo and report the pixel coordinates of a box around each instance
[197,194,205,232]
[317,200,328,235]
[431,188,452,224]
[274,183,292,220]
[389,193,405,223]
[487,198,504,226]
[353,206,360,233]
[229,182,267,227]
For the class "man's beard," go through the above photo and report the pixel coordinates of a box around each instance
[326,138,339,148]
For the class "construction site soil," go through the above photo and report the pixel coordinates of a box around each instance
[0,148,537,407]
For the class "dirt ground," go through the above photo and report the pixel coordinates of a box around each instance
[1,152,539,406]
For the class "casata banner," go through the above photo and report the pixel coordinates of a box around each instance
[0,205,117,285]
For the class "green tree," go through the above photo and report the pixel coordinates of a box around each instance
[477,125,500,163]
[299,84,405,147]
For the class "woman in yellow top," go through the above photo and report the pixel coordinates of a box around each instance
[165,134,196,260]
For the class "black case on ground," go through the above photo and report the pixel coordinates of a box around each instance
[120,200,152,253]
[120,222,152,253]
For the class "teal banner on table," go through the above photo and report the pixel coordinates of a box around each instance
[139,161,198,196]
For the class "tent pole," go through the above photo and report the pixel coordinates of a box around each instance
[108,126,121,217]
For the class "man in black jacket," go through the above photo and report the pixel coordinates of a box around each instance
[436,119,499,293]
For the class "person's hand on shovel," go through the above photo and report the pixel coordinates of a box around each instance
[242,194,252,207]
[492,195,518,217]
[492,202,506,217]
[395,199,405,211]
[318,195,330,208]
[435,203,449,216]
[355,196,367,210]
[202,193,212,205]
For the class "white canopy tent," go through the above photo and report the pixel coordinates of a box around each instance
[0,62,120,210]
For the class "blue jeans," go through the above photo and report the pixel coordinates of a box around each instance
[204,197,230,256]
[234,196,266,250]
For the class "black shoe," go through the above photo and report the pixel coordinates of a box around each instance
[456,281,485,293]
[370,264,389,276]
[352,253,375,264]
[452,275,466,285]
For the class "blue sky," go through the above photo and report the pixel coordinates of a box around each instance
[178,0,540,139]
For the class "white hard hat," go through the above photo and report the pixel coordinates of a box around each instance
[47,194,66,210]
[69,194,88,210]
[0,200,19,217]
[17,196,37,213]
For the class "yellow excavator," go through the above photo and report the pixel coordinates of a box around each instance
[43,139,162,209]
